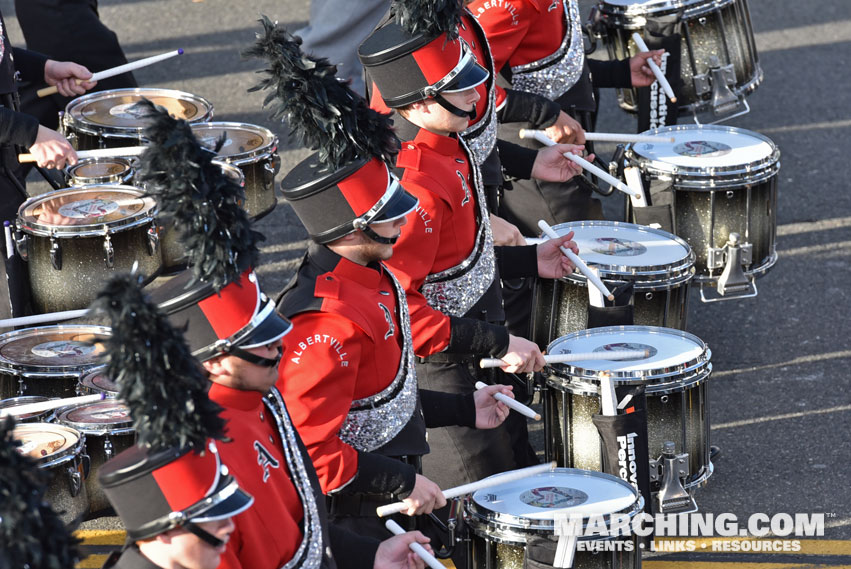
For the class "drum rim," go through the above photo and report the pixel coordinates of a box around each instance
[17,184,158,237]
[55,401,134,435]
[0,324,111,372]
[79,366,119,396]
[64,87,214,134]
[599,0,738,23]
[12,422,86,469]
[551,220,696,286]
[190,121,279,163]
[66,157,135,186]
[0,395,56,420]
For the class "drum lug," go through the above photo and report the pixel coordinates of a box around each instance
[67,460,85,498]
[49,233,62,270]
[147,224,160,256]
[104,435,115,461]
[103,227,115,269]
[13,229,28,261]
[265,154,281,185]
[650,441,697,514]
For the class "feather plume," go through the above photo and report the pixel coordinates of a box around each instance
[243,16,398,170]
[91,273,226,451]
[0,417,81,569]
[394,0,464,41]
[134,99,263,292]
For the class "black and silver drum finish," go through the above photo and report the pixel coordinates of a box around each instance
[15,185,162,313]
[466,468,643,569]
[65,157,136,187]
[12,422,90,526]
[0,395,57,422]
[624,124,780,301]
[62,88,214,150]
[190,122,281,219]
[544,326,713,494]
[532,221,694,346]
[0,325,110,400]
[597,0,762,122]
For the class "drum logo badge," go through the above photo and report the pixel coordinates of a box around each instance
[590,237,646,257]
[594,343,656,360]
[31,341,95,359]
[520,486,588,509]
[58,198,120,220]
[673,140,732,158]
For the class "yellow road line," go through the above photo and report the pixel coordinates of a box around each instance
[75,529,126,545]
[77,554,110,569]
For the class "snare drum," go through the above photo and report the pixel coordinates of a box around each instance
[16,185,162,312]
[77,367,119,398]
[56,400,135,514]
[190,122,280,219]
[544,326,712,493]
[466,468,642,569]
[63,88,214,150]
[597,0,762,121]
[0,325,110,400]
[0,395,57,422]
[625,125,780,301]
[13,422,90,525]
[533,221,694,346]
[65,157,136,186]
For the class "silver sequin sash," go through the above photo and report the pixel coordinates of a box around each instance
[338,269,418,453]
[461,16,498,166]
[264,388,325,569]
[510,0,584,100]
[421,139,496,317]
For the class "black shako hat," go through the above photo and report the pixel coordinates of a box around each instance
[244,17,418,245]
[358,0,489,109]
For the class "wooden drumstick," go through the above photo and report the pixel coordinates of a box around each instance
[631,33,677,103]
[376,462,557,517]
[384,520,444,569]
[18,146,147,164]
[0,393,107,418]
[37,49,184,98]
[474,381,540,420]
[537,219,614,301]
[479,350,650,369]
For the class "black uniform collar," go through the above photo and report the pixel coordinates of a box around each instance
[104,546,163,569]
[309,242,387,290]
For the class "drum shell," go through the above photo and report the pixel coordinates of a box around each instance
[0,395,56,422]
[233,154,279,219]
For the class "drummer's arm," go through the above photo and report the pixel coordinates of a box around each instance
[11,47,48,83]
[0,107,39,147]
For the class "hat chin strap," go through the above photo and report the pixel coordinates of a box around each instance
[184,522,225,548]
[224,345,282,368]
[353,218,398,245]
[434,94,477,120]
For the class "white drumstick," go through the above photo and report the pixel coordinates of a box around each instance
[384,520,444,569]
[376,462,557,517]
[474,381,540,420]
[37,49,184,98]
[537,219,614,301]
[0,393,107,418]
[599,372,618,417]
[519,129,639,199]
[479,350,649,369]
[631,33,676,103]
[0,309,90,329]
[19,146,147,163]
[586,131,676,144]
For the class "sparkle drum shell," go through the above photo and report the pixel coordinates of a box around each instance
[532,221,694,346]
[466,468,642,569]
[16,185,162,312]
[0,325,110,400]
[544,326,712,491]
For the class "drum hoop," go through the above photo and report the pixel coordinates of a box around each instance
[546,360,712,395]
[17,185,158,238]
[190,122,279,163]
[79,367,119,395]
[0,325,111,371]
[0,395,55,420]
[65,88,214,132]
[600,0,737,24]
[13,423,86,469]
[55,402,133,435]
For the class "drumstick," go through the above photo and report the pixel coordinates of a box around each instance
[599,372,618,417]
[537,219,614,301]
[479,350,649,369]
[522,129,674,144]
[384,520,444,569]
[37,49,184,98]
[0,393,107,418]
[519,129,639,199]
[631,33,676,103]
[474,381,540,420]
[18,146,147,163]
[0,309,89,329]
[376,462,557,517]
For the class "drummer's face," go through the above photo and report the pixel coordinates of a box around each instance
[157,517,235,569]
[203,341,281,393]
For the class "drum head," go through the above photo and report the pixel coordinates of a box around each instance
[79,369,119,395]
[0,396,53,421]
[13,423,81,465]
[0,326,109,373]
[68,158,134,184]
[191,122,277,161]
[66,88,213,129]
[18,185,156,237]
[470,469,638,523]
[56,401,132,434]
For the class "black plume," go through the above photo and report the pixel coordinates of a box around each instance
[394,0,464,41]
[91,273,226,451]
[243,16,399,170]
[0,417,81,569]
[134,99,263,292]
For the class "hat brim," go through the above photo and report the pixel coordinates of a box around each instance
[236,298,293,350]
[370,183,419,224]
[442,59,489,94]
[190,477,254,523]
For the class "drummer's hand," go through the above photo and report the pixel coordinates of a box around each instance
[536,230,577,279]
[490,214,525,246]
[29,125,78,169]
[473,384,513,429]
[44,60,97,97]
[401,474,446,516]
[544,111,586,145]
[630,50,665,88]
[499,335,546,374]
[531,144,592,182]
[375,532,432,569]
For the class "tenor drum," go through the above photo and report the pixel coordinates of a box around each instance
[77,367,119,398]
[0,325,110,400]
[190,122,280,219]
[65,157,136,186]
[466,468,643,569]
[63,88,214,150]
[16,185,162,312]
[0,395,57,422]
[13,422,90,525]
[544,327,712,493]
[532,221,694,346]
[625,125,779,301]
[597,0,762,121]
[56,400,135,514]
